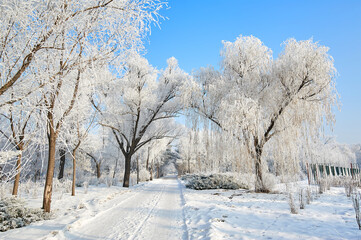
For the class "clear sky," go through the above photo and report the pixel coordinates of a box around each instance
[145,0,361,144]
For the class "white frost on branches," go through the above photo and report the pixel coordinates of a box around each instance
[189,35,338,191]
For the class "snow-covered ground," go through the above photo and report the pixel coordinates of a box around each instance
[183,184,361,240]
[1,177,361,240]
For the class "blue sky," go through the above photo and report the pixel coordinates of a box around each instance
[145,0,361,144]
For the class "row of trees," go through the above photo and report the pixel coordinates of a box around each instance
[0,0,174,212]
[1,1,340,211]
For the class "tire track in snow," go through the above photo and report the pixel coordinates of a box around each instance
[103,181,167,239]
[66,181,165,239]
[127,183,166,240]
[65,177,187,240]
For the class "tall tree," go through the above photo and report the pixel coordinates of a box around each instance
[0,99,39,195]
[190,36,338,192]
[96,56,186,187]
[31,0,165,213]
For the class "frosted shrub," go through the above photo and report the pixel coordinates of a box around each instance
[236,173,255,190]
[0,183,10,200]
[77,202,86,210]
[105,176,112,187]
[53,178,72,194]
[262,173,277,192]
[184,173,244,190]
[352,193,361,230]
[345,179,356,198]
[130,173,137,186]
[139,169,150,182]
[21,180,33,195]
[288,193,298,214]
[0,197,51,232]
[329,176,345,187]
[83,182,89,194]
[31,181,40,199]
[318,179,327,194]
[19,180,40,198]
[88,177,100,186]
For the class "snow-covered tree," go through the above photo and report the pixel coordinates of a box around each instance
[0,0,166,212]
[0,92,44,195]
[190,35,338,192]
[0,0,165,104]
[96,55,186,187]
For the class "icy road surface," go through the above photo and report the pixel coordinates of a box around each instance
[66,176,188,240]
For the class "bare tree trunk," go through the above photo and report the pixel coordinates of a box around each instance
[72,149,76,196]
[146,147,150,173]
[34,170,40,183]
[254,155,264,192]
[113,157,118,179]
[96,162,101,179]
[12,152,22,196]
[136,156,139,184]
[58,148,66,180]
[254,140,268,193]
[123,154,132,187]
[43,125,57,212]
[150,161,153,181]
[187,157,191,174]
[157,160,160,178]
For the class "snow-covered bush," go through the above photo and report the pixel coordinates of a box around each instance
[0,183,11,200]
[183,173,246,190]
[318,179,327,194]
[105,176,112,187]
[344,178,358,198]
[83,182,89,194]
[139,169,150,182]
[288,193,298,214]
[88,177,100,186]
[0,197,51,232]
[262,173,278,192]
[19,180,41,199]
[329,176,348,187]
[53,178,72,194]
[236,173,255,190]
[130,173,137,186]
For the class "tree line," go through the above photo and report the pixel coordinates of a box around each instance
[0,1,339,213]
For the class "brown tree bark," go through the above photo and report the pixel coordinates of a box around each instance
[12,151,23,196]
[157,160,160,178]
[43,123,57,212]
[136,156,140,184]
[150,160,153,181]
[72,149,76,196]
[58,148,66,180]
[187,157,191,174]
[96,162,101,179]
[123,154,132,187]
[254,138,269,193]
[86,152,101,179]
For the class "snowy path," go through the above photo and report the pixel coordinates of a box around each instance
[65,176,188,240]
